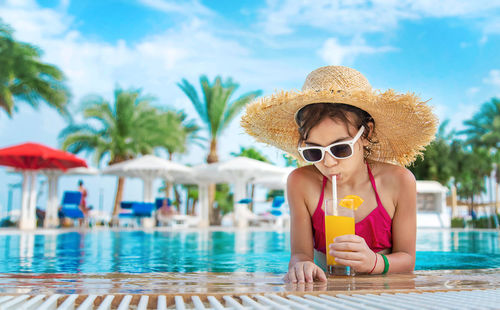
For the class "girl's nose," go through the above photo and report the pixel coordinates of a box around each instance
[323,152,338,167]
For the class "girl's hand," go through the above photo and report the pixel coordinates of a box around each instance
[284,261,327,283]
[329,234,377,273]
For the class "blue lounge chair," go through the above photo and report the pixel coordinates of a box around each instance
[237,198,252,204]
[60,191,84,219]
[117,201,136,227]
[132,202,155,217]
[118,201,155,227]
[270,196,285,216]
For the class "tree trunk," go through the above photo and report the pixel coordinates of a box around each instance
[112,176,125,216]
[109,156,129,225]
[207,138,218,164]
[496,182,500,215]
[173,185,182,213]
[495,164,499,214]
[165,152,173,209]
[469,195,475,218]
[207,138,219,225]
[249,184,255,212]
[165,181,173,205]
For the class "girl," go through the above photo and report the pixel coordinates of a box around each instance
[241,66,437,282]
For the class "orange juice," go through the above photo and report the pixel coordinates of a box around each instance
[325,215,355,266]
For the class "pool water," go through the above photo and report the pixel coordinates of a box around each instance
[0,229,498,274]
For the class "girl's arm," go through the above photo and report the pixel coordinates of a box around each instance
[373,167,417,273]
[285,170,327,282]
[330,166,416,274]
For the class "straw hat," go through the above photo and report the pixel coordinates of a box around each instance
[241,66,438,166]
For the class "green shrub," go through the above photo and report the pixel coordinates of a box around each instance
[463,215,500,228]
[451,217,465,228]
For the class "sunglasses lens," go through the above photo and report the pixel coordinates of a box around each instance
[331,144,352,158]
[302,148,323,162]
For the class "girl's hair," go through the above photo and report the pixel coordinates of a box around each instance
[296,103,377,159]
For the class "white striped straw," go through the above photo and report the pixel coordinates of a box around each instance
[332,175,337,216]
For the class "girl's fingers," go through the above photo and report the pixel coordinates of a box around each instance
[332,257,353,266]
[283,273,291,283]
[330,250,363,261]
[333,235,361,243]
[315,267,327,282]
[330,242,362,251]
[303,263,315,282]
[289,262,327,283]
[287,268,297,283]
[294,264,306,283]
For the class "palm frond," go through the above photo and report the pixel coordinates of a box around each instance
[178,78,207,123]
[222,90,262,131]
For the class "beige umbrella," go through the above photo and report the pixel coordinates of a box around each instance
[101,155,192,203]
[194,157,289,227]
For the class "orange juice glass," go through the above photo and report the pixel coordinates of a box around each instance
[325,198,355,276]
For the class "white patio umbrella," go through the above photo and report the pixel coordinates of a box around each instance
[194,157,290,227]
[250,167,294,190]
[100,155,192,203]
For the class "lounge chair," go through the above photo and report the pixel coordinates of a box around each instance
[156,200,200,228]
[270,196,285,216]
[117,201,136,227]
[249,196,289,228]
[118,201,156,227]
[160,214,201,228]
[60,191,85,227]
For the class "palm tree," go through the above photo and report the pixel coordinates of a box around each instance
[462,98,500,148]
[156,109,203,160]
[461,98,500,212]
[59,87,158,216]
[409,120,458,185]
[155,109,202,210]
[178,75,262,163]
[178,75,262,224]
[0,20,70,117]
[454,146,493,215]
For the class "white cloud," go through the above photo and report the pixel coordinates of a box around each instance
[483,69,500,88]
[466,87,480,97]
[0,0,306,168]
[258,0,500,36]
[139,0,214,17]
[432,101,479,133]
[0,2,71,41]
[318,37,395,66]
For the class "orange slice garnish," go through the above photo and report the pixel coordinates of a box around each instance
[339,195,364,210]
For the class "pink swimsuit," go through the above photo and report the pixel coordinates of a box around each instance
[312,164,392,253]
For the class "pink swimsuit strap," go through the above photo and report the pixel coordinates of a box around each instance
[311,163,393,253]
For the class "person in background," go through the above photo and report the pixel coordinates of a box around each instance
[78,180,89,220]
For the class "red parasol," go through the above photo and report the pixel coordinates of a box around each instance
[0,142,87,171]
[0,142,88,229]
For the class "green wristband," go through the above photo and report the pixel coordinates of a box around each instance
[380,254,389,274]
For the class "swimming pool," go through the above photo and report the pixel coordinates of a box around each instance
[0,229,498,273]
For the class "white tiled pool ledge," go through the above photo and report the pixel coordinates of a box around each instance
[0,288,499,309]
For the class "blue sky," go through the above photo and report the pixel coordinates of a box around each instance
[1,0,500,214]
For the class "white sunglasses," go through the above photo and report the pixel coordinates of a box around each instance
[298,127,365,163]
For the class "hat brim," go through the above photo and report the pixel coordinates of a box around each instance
[241,88,438,167]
